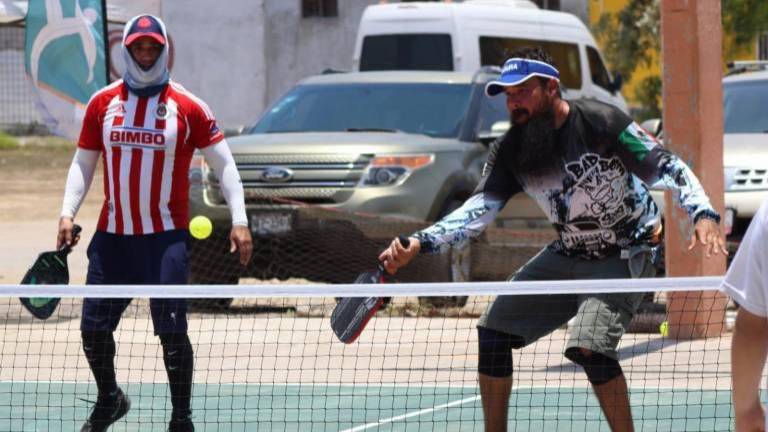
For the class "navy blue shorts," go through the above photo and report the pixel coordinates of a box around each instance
[81,230,190,334]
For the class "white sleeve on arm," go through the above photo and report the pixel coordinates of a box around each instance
[61,148,100,218]
[722,200,768,317]
[200,140,248,226]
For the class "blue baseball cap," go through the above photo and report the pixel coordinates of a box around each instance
[485,58,560,97]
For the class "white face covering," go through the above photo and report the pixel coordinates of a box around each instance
[122,14,169,91]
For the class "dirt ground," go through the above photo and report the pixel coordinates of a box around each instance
[0,141,102,284]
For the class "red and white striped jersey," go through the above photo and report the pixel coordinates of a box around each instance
[78,80,224,235]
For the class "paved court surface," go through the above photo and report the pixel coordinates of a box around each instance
[0,309,736,431]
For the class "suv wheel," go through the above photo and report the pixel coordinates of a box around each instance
[419,198,470,308]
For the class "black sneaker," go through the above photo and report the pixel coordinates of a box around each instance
[168,413,194,432]
[80,388,131,432]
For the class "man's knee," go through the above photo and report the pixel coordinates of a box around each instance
[564,347,623,385]
[477,327,524,378]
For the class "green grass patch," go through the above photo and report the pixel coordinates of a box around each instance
[0,132,19,150]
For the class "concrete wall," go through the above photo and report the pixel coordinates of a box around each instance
[163,0,267,129]
[263,0,378,111]
[162,0,378,130]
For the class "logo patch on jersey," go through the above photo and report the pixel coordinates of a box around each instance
[155,103,169,119]
[110,129,166,146]
[210,122,220,137]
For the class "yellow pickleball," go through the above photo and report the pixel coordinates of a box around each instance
[189,215,213,240]
[659,321,669,337]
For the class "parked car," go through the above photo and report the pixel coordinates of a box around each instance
[642,61,768,254]
[188,69,510,295]
[354,0,627,111]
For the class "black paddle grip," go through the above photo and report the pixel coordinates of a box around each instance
[61,224,83,254]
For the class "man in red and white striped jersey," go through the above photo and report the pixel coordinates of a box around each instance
[57,14,252,432]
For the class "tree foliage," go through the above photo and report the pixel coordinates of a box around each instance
[593,0,768,120]
[722,0,768,51]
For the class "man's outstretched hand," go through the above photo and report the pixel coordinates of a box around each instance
[688,218,728,258]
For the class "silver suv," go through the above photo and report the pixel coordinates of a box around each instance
[643,62,768,254]
[188,70,508,286]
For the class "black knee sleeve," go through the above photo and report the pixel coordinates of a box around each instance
[564,348,623,385]
[81,331,118,396]
[477,327,522,378]
[159,333,194,415]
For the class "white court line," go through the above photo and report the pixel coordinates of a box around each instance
[339,394,481,432]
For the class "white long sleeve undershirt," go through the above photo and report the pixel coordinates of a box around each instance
[61,148,99,219]
[202,140,248,226]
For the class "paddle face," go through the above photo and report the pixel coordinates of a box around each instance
[19,225,81,320]
[331,267,386,344]
[331,236,410,344]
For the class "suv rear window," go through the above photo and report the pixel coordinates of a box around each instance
[479,37,582,90]
[360,34,453,71]
[724,80,768,134]
[249,83,472,138]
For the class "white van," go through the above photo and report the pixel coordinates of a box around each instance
[353,0,628,112]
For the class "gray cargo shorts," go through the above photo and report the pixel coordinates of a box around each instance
[477,246,656,360]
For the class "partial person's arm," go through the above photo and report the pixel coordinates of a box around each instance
[200,140,252,265]
[731,308,768,432]
[722,199,768,431]
[58,148,99,249]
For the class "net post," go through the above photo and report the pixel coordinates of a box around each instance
[666,290,728,339]
[661,0,728,339]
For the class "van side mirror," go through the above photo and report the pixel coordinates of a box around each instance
[640,118,662,137]
[610,72,624,94]
[477,121,510,145]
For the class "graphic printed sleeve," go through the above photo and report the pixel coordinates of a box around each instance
[414,140,521,254]
[616,121,719,223]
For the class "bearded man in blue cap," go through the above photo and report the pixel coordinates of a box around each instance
[377,46,727,431]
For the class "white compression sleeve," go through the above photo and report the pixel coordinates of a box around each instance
[61,148,100,219]
[201,140,248,226]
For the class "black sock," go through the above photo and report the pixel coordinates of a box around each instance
[159,333,194,418]
[81,331,118,398]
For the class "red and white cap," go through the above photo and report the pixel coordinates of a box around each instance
[125,14,166,46]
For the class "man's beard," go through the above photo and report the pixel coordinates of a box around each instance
[509,105,559,177]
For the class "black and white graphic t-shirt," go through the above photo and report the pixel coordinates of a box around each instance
[415,99,718,260]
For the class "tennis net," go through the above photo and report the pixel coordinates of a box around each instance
[0,277,737,431]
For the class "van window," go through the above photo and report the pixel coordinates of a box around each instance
[360,34,453,71]
[587,46,613,92]
[479,37,582,90]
